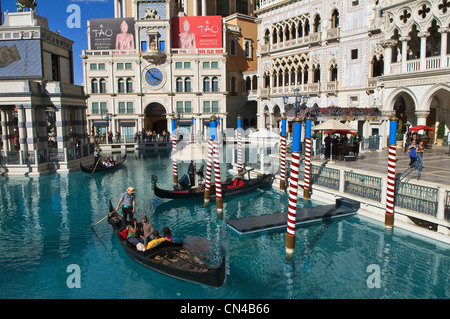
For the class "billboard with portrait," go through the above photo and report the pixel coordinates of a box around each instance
[0,40,42,78]
[172,16,222,49]
[90,18,136,50]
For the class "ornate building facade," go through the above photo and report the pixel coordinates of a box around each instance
[0,10,88,175]
[83,0,258,141]
[253,0,449,142]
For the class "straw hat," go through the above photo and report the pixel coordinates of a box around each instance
[127,187,136,193]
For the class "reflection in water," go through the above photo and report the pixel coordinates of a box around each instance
[0,150,448,299]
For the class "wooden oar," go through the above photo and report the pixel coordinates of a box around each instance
[90,156,101,177]
[83,205,122,229]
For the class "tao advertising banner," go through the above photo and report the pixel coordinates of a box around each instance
[172,16,222,49]
[90,18,136,50]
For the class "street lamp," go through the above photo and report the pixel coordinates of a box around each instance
[294,88,308,117]
[101,112,112,143]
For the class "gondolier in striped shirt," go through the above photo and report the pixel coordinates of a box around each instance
[116,186,136,224]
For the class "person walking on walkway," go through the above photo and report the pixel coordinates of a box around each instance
[416,140,425,171]
[407,140,418,168]
[116,186,136,223]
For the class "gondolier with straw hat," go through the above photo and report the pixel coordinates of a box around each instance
[116,186,136,224]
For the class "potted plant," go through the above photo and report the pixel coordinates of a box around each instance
[396,119,403,148]
[436,119,446,146]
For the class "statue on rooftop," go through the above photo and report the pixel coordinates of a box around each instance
[17,0,37,12]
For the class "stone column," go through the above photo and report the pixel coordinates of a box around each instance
[381,39,396,76]
[415,110,429,127]
[399,36,410,73]
[1,109,10,152]
[202,0,206,15]
[24,106,38,151]
[418,32,429,71]
[439,27,449,68]
[16,105,28,152]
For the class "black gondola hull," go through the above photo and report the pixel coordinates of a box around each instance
[80,154,127,173]
[153,174,274,199]
[108,200,226,287]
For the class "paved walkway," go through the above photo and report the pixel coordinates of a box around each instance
[310,145,450,189]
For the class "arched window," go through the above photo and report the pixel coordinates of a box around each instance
[313,65,321,83]
[264,73,270,88]
[331,9,339,28]
[212,77,219,92]
[230,38,237,56]
[264,29,270,44]
[303,65,309,83]
[91,79,98,94]
[176,77,183,92]
[203,77,211,92]
[118,78,125,93]
[99,78,106,93]
[372,56,384,77]
[230,76,237,95]
[330,64,338,81]
[184,77,192,92]
[313,15,321,33]
[252,75,258,90]
[126,78,133,93]
[245,77,251,91]
[298,22,303,38]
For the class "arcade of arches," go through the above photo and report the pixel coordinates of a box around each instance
[392,87,450,144]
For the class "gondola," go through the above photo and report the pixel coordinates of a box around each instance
[107,200,226,287]
[152,171,274,200]
[80,154,127,173]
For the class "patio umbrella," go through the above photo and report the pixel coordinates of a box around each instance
[409,125,433,132]
[312,119,356,162]
[248,129,281,139]
[312,119,357,132]
[171,143,207,162]
[324,130,357,135]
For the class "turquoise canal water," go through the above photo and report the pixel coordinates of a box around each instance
[0,150,449,299]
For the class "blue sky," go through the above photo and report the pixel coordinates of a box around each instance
[1,0,115,85]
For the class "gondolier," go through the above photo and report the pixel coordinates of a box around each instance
[116,186,136,223]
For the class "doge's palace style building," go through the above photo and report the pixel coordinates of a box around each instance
[378,0,450,143]
[253,0,449,142]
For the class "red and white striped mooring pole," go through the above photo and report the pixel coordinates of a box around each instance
[213,138,223,217]
[237,116,243,178]
[303,117,313,200]
[204,115,218,208]
[385,116,399,229]
[280,116,287,192]
[171,117,178,186]
[285,117,302,263]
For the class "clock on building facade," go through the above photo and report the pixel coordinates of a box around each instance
[143,65,166,90]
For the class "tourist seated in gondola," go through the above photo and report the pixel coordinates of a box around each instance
[125,218,144,246]
[146,231,168,250]
[163,227,173,241]
[139,215,155,246]
[102,157,112,167]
